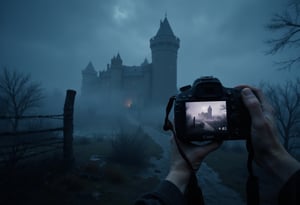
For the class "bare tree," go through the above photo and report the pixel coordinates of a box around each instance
[262,79,300,152]
[0,67,43,132]
[0,67,44,169]
[266,1,300,70]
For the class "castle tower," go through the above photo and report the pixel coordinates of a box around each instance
[110,53,123,90]
[208,105,212,119]
[150,17,180,105]
[81,61,98,96]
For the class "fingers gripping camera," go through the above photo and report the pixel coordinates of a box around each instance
[174,76,251,142]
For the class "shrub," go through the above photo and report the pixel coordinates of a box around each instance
[92,133,105,142]
[75,136,92,145]
[108,129,149,169]
[83,162,101,175]
[62,174,85,192]
[103,163,128,184]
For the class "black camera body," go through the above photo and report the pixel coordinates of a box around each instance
[174,76,251,142]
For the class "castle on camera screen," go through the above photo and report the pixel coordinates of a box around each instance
[185,101,227,136]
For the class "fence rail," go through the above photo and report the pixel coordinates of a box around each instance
[0,127,63,137]
[0,89,76,167]
[0,137,63,149]
[0,136,63,164]
[0,114,64,120]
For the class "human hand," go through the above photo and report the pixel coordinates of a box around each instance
[166,136,221,192]
[241,87,300,183]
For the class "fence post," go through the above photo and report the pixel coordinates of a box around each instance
[63,89,76,167]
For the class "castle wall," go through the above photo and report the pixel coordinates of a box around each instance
[81,17,179,108]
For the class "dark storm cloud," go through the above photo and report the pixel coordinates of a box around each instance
[0,0,115,47]
[0,0,299,92]
[0,0,118,90]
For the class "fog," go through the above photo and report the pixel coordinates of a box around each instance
[1,0,300,205]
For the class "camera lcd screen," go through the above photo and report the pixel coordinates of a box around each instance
[185,101,227,137]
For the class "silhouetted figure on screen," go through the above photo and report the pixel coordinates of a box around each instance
[207,105,212,119]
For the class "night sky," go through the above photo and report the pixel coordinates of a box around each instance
[0,0,299,93]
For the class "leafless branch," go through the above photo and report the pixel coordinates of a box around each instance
[262,78,300,152]
[274,56,300,70]
[266,1,300,70]
[0,67,44,131]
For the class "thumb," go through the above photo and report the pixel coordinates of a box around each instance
[241,88,264,127]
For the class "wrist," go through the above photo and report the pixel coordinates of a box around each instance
[262,149,300,184]
[165,169,191,193]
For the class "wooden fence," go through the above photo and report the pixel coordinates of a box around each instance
[0,90,76,168]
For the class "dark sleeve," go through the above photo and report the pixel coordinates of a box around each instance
[135,180,187,205]
[184,173,205,205]
[278,169,300,205]
[135,173,204,205]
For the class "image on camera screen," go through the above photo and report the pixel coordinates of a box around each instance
[185,101,227,136]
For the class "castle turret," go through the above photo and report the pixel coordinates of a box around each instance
[150,17,180,105]
[81,61,98,96]
[109,53,123,91]
[111,53,123,67]
[141,58,149,66]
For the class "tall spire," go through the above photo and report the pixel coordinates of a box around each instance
[141,57,149,66]
[150,16,180,49]
[116,52,122,61]
[82,61,97,75]
[111,52,123,66]
[155,17,175,37]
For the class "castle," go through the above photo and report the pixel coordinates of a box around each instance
[81,17,180,108]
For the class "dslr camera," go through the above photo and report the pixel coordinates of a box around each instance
[174,76,251,142]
